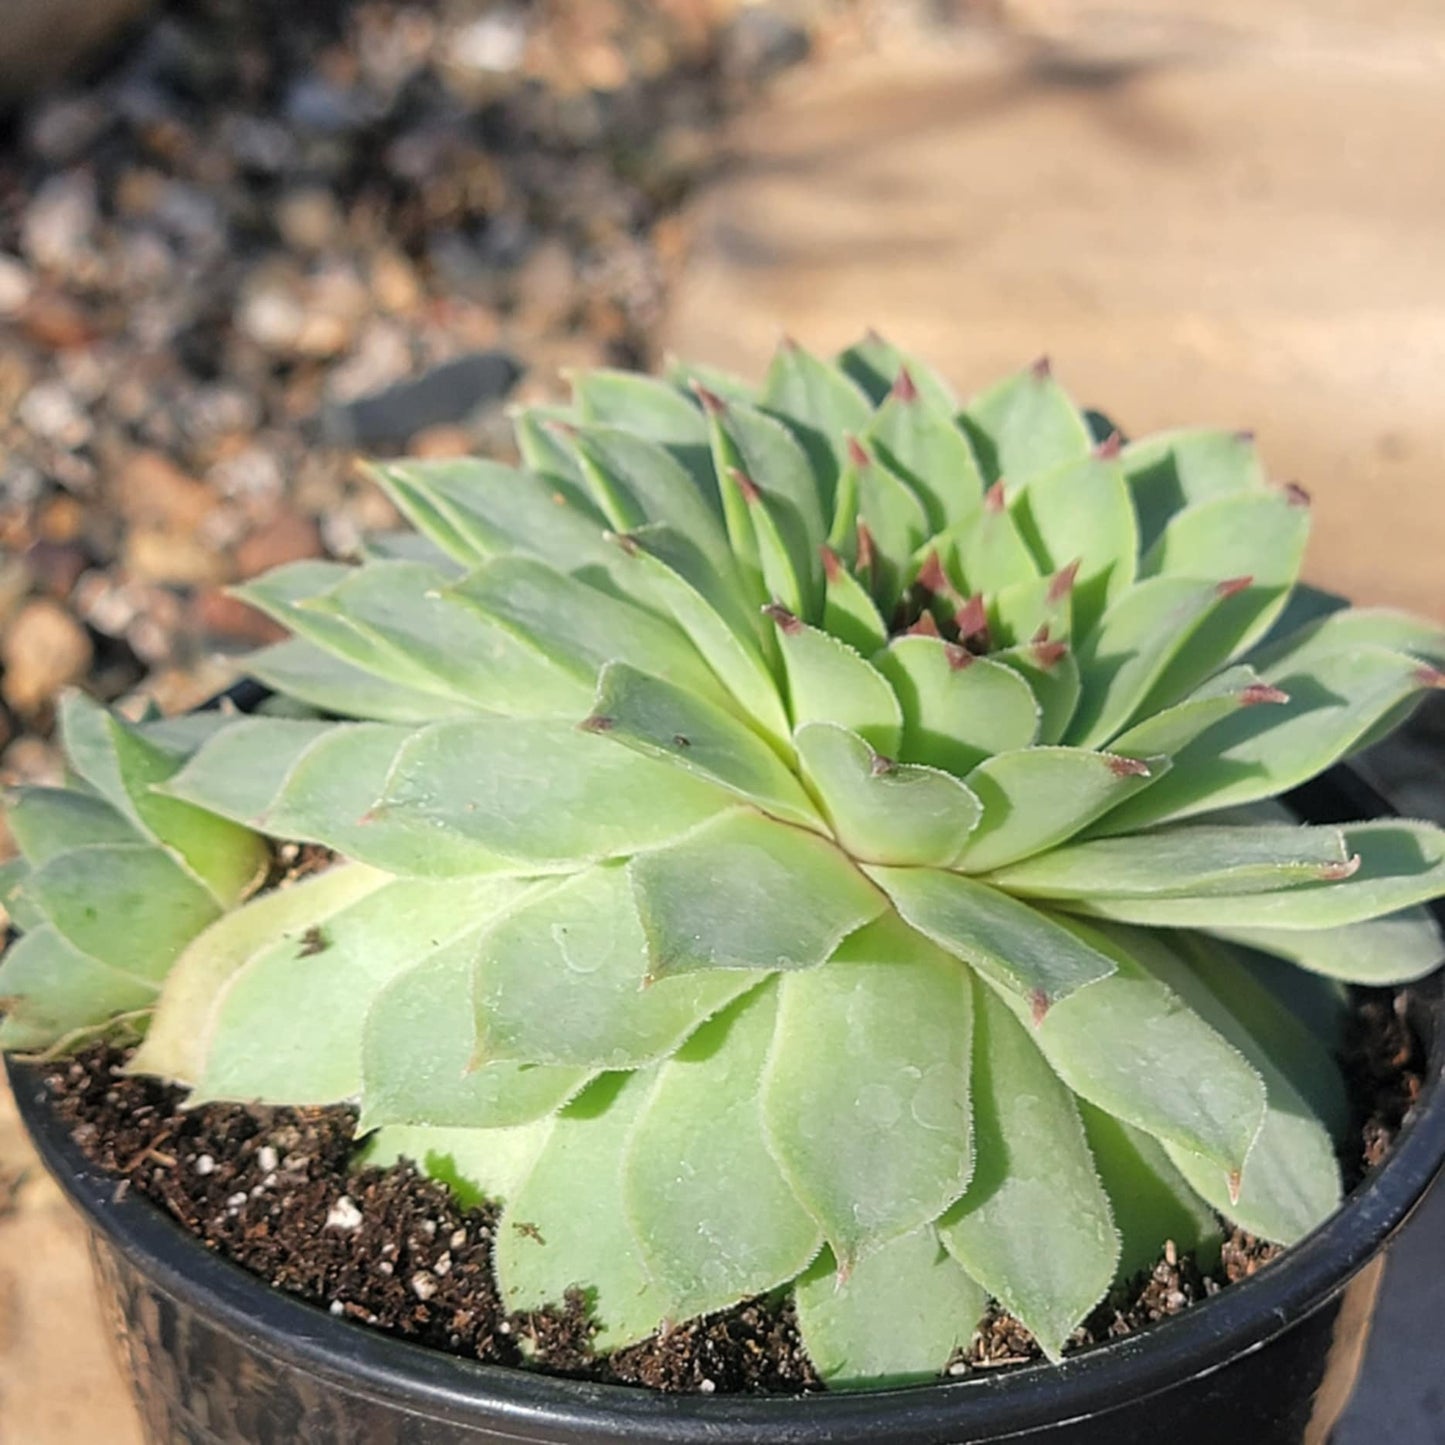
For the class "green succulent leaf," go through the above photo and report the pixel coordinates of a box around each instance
[1078,1104,1222,1281]
[795,722,982,867]
[630,809,885,978]
[875,637,1040,775]
[866,377,984,531]
[1248,605,1445,673]
[843,442,932,611]
[866,867,1116,1012]
[361,948,591,1131]
[794,1230,986,1391]
[939,983,1119,1361]
[820,547,889,656]
[960,361,1092,488]
[1120,428,1267,554]
[1209,909,1444,986]
[947,489,1041,596]
[955,747,1165,873]
[6,786,138,862]
[1108,665,1288,758]
[360,1118,553,1211]
[987,824,1359,901]
[624,983,822,1320]
[838,334,957,413]
[762,914,974,1269]
[498,1071,675,1351]
[987,641,1081,746]
[761,338,874,485]
[589,661,823,831]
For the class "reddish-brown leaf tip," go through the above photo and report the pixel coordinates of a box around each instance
[1032,639,1070,669]
[1047,559,1081,605]
[944,641,975,671]
[908,611,942,639]
[1106,754,1152,778]
[1094,430,1123,461]
[983,479,1007,513]
[1281,481,1311,508]
[1030,988,1051,1027]
[1029,355,1052,381]
[1226,1171,1243,1205]
[1217,575,1254,599]
[762,602,803,635]
[779,332,801,353]
[846,435,873,470]
[954,593,988,639]
[727,467,762,504]
[1416,666,1445,690]
[856,521,877,573]
[691,381,727,416]
[869,752,898,778]
[1234,429,1256,446]
[607,530,641,557]
[915,550,950,596]
[541,416,579,439]
[1318,855,1362,882]
[892,367,919,403]
[820,545,843,582]
[1239,683,1290,707]
[579,714,616,734]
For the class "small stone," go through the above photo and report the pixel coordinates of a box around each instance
[227,1192,249,1209]
[326,1196,364,1232]
[434,1251,452,1277]
[698,1378,717,1395]
[276,189,344,252]
[115,451,217,531]
[234,509,322,579]
[26,94,109,166]
[511,238,575,335]
[194,1154,216,1176]
[191,589,286,648]
[410,1271,439,1302]
[0,255,34,318]
[369,249,422,315]
[448,12,529,75]
[406,424,475,459]
[237,274,305,355]
[256,1146,279,1174]
[329,1299,346,1317]
[18,381,91,448]
[22,172,99,277]
[124,527,229,587]
[1,599,92,713]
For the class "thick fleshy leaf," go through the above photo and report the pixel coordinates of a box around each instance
[1078,1104,1221,1281]
[6,786,137,863]
[310,560,587,716]
[1100,646,1444,830]
[629,809,885,977]
[186,876,518,1105]
[359,1118,553,1210]
[1121,427,1267,553]
[664,356,756,406]
[1065,820,1445,930]
[133,864,388,1084]
[1209,908,1445,986]
[988,568,1075,652]
[874,637,1040,774]
[246,638,471,723]
[513,404,588,487]
[362,462,481,564]
[960,362,1092,488]
[1000,916,1267,1175]
[59,693,265,907]
[939,984,1118,1361]
[989,641,1081,746]
[498,1071,675,1350]
[361,948,590,1130]
[866,867,1116,1011]
[955,748,1165,873]
[1115,928,1341,1244]
[474,864,764,1068]
[1108,665,1288,758]
[794,1231,986,1391]
[795,723,981,867]
[361,529,466,571]
[840,442,931,610]
[761,338,873,486]
[820,546,888,656]
[377,714,735,865]
[624,983,821,1319]
[866,377,983,531]
[589,661,822,830]
[1249,605,1445,673]
[25,843,220,983]
[1010,451,1138,637]
[988,824,1357,901]
[838,334,957,412]
[762,915,974,1267]
[0,924,157,1050]
[765,609,902,753]
[1066,576,1246,748]
[606,526,789,745]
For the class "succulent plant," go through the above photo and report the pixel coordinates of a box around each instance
[5,336,1445,1388]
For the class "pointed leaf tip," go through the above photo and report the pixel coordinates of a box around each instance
[955,594,988,640]
[984,479,1007,513]
[1417,665,1445,690]
[726,466,762,504]
[1029,355,1052,380]
[762,602,803,635]
[908,612,942,639]
[892,367,919,403]
[944,642,975,671]
[1227,1170,1243,1206]
[1047,560,1081,604]
[846,435,873,469]
[1217,574,1254,599]
[1094,431,1123,460]
[580,713,616,733]
[1031,638,1069,669]
[1318,855,1363,881]
[1106,755,1152,778]
[1030,987,1051,1027]
[1234,428,1256,444]
[856,522,877,572]
[869,751,898,777]
[820,545,844,581]
[1281,481,1311,508]
[916,550,950,596]
[692,381,727,415]
[1239,683,1290,707]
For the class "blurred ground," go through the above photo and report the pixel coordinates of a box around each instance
[1,0,1443,1440]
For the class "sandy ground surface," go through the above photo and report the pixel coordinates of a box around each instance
[2,1,1443,1440]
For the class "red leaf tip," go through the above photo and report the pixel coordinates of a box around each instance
[580,714,616,734]
[1032,638,1069,669]
[892,367,919,403]
[542,416,579,439]
[908,610,942,639]
[1239,683,1290,707]
[1281,481,1311,508]
[1318,854,1362,882]
[855,521,877,573]
[1047,559,1081,605]
[869,752,898,778]
[727,467,762,504]
[1227,1171,1243,1206]
[1094,430,1123,460]
[1106,754,1152,778]
[1417,665,1445,690]
[954,593,988,639]
[819,545,843,582]
[983,479,1007,513]
[846,435,873,470]
[943,641,975,671]
[1029,355,1052,380]
[1217,575,1254,599]
[762,602,803,634]
[691,381,727,416]
[915,550,950,596]
[1029,988,1051,1027]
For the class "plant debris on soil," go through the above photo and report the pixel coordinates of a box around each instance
[30,983,1425,1395]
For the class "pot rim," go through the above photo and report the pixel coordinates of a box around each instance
[8,764,1445,1445]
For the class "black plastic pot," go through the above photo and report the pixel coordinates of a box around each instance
[9,766,1445,1445]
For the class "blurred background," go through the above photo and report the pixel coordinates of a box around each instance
[0,0,1440,1440]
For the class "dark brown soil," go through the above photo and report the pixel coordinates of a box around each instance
[32,982,1425,1395]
